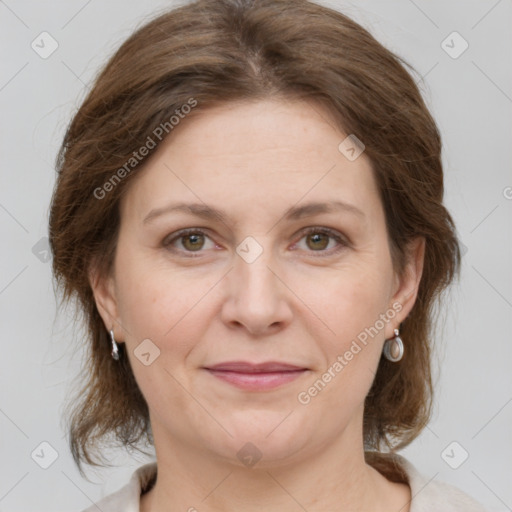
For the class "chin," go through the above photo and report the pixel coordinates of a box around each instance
[196,410,312,468]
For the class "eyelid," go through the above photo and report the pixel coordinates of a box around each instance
[163,227,210,242]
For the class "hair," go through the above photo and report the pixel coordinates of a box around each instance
[49,0,460,480]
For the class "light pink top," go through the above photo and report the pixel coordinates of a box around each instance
[80,453,488,511]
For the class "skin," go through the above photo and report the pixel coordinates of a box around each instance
[90,98,424,512]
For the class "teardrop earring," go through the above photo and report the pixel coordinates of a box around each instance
[383,328,404,362]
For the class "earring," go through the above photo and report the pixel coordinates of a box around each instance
[383,328,404,362]
[110,329,120,361]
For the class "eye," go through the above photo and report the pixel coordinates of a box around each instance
[293,227,348,254]
[163,228,216,254]
[163,226,348,257]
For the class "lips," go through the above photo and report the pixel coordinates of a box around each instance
[204,361,307,373]
[203,361,309,391]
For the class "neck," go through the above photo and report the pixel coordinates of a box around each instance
[141,411,410,512]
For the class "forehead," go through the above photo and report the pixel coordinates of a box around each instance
[120,99,379,223]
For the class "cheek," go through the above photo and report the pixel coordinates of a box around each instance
[300,258,393,348]
[294,266,393,417]
[114,250,218,353]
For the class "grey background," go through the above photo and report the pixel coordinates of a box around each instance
[1,0,511,511]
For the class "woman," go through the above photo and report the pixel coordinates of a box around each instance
[48,0,488,510]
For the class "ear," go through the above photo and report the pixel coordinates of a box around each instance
[386,236,425,337]
[88,263,123,342]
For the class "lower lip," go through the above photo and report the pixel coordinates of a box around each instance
[205,369,307,390]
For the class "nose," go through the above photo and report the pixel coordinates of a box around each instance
[220,247,293,337]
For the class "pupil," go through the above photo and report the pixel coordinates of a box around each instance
[308,233,328,250]
[184,234,204,251]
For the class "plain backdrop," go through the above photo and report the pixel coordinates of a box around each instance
[0,0,511,511]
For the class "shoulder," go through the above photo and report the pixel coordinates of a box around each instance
[384,453,489,512]
[79,462,157,512]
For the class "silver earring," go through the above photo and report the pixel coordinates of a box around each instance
[110,329,120,361]
[383,328,404,362]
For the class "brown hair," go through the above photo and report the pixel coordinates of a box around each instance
[49,0,460,479]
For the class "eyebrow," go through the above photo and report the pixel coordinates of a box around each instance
[142,200,365,225]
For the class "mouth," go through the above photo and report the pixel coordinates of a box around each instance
[202,361,309,391]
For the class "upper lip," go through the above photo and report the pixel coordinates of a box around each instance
[204,361,308,373]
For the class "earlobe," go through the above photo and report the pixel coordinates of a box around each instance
[390,237,426,328]
[88,265,121,339]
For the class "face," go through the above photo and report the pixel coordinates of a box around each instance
[92,99,423,468]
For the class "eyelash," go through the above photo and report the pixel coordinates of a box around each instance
[163,226,349,258]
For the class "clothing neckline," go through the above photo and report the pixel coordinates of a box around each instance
[94,452,487,512]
